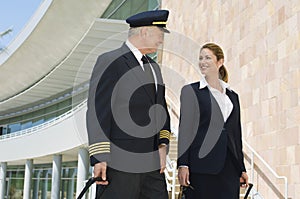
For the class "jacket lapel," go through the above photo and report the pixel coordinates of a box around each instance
[120,44,155,103]
[225,89,235,121]
[224,89,238,157]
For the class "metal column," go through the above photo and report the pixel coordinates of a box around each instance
[76,148,89,197]
[0,162,7,199]
[23,159,33,199]
[33,170,42,199]
[41,170,50,199]
[51,155,62,199]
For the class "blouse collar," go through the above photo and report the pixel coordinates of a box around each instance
[199,77,232,92]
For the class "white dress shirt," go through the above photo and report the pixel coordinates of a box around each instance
[199,78,233,122]
[126,40,143,68]
[125,40,158,90]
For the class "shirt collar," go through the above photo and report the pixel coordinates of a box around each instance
[199,78,232,92]
[125,39,143,63]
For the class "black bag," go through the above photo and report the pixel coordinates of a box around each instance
[177,185,194,199]
[177,186,185,199]
[77,177,106,199]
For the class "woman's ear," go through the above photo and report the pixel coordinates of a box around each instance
[218,58,224,68]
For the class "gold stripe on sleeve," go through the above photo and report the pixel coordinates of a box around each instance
[89,142,111,156]
[159,130,171,140]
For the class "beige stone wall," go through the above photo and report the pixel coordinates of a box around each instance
[161,0,300,198]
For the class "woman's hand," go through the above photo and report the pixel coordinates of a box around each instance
[240,172,249,188]
[178,166,190,186]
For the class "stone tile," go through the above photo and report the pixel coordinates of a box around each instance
[161,1,300,198]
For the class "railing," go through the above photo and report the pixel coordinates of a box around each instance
[0,95,179,199]
[0,99,87,140]
[164,96,179,199]
[165,156,177,199]
[243,140,288,199]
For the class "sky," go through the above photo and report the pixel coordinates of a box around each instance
[0,0,43,48]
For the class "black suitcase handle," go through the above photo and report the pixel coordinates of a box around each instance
[77,177,104,199]
[244,183,253,199]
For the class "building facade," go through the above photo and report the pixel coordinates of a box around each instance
[0,0,299,198]
[161,0,300,198]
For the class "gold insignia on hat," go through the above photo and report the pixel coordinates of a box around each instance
[152,21,167,25]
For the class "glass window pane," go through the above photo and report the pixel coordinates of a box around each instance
[8,123,21,133]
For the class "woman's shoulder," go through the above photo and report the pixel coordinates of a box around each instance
[182,81,200,90]
[180,82,202,98]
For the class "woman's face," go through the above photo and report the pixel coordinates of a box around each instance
[198,48,223,77]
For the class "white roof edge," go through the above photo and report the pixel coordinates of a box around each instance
[0,0,53,65]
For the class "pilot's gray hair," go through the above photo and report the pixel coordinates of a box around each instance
[128,27,142,38]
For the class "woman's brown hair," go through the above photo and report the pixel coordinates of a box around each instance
[201,43,228,83]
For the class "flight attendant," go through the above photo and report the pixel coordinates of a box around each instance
[177,43,248,199]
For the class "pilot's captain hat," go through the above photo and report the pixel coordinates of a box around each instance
[126,10,170,33]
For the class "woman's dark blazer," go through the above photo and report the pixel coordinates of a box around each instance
[86,43,171,169]
[177,82,246,175]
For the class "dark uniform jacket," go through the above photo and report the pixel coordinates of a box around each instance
[177,82,246,175]
[86,43,171,172]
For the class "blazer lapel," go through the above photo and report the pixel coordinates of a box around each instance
[120,44,155,103]
[225,89,235,120]
[195,84,225,158]
[150,59,163,84]
[224,89,238,157]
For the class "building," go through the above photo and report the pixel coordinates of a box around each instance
[1,0,299,198]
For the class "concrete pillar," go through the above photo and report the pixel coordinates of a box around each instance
[76,148,89,197]
[60,169,66,199]
[67,169,76,199]
[33,170,42,199]
[23,159,33,199]
[0,162,7,199]
[41,170,50,199]
[51,155,62,199]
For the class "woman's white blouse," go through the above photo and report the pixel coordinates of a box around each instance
[199,78,233,122]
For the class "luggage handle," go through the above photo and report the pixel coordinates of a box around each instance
[244,183,253,199]
[77,177,104,199]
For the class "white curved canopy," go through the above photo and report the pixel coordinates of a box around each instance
[0,0,130,115]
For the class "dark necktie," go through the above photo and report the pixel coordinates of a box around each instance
[141,55,156,95]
